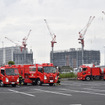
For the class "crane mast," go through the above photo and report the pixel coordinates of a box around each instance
[21,29,31,51]
[78,16,95,65]
[44,19,57,63]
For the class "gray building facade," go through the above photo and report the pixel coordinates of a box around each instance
[0,46,33,65]
[52,48,100,68]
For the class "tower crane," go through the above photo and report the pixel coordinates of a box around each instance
[78,16,95,65]
[21,29,31,51]
[5,29,31,51]
[44,19,57,63]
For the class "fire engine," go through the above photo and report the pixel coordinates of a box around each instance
[16,63,59,86]
[0,65,19,87]
[77,64,105,81]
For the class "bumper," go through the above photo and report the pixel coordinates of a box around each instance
[4,82,19,85]
[43,79,58,84]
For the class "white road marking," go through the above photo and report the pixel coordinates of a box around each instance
[60,88,105,96]
[34,89,72,97]
[8,89,35,97]
[70,104,82,105]
[84,88,105,92]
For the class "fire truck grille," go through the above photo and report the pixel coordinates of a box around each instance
[10,78,15,82]
[49,76,53,80]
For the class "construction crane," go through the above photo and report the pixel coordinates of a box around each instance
[44,19,57,63]
[21,29,31,51]
[78,16,95,65]
[5,29,31,51]
[5,37,20,46]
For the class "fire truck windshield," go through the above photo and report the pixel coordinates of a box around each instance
[5,68,19,76]
[43,67,56,73]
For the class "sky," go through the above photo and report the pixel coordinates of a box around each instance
[0,0,105,65]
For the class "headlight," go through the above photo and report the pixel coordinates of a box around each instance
[44,75,47,80]
[17,78,19,82]
[55,76,58,80]
[6,78,9,82]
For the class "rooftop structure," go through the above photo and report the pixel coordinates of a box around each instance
[51,48,100,68]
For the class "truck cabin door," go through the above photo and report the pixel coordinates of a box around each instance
[37,67,44,79]
[1,69,5,76]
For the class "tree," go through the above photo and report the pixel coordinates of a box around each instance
[8,61,15,65]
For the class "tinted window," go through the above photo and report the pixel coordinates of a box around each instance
[83,68,87,71]
[38,67,43,73]
[1,69,5,75]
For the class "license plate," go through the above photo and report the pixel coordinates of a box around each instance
[12,82,15,84]
[50,80,53,82]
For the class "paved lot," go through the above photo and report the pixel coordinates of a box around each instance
[0,80,105,105]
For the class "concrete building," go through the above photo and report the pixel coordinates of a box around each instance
[0,46,33,65]
[51,48,100,68]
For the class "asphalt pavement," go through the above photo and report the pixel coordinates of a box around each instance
[0,80,105,105]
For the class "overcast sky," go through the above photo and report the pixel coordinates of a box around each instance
[0,0,105,65]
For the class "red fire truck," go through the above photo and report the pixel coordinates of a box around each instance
[16,63,59,86]
[77,64,105,81]
[0,65,19,87]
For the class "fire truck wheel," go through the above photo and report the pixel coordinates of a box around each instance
[49,83,54,86]
[37,79,42,86]
[85,76,91,81]
[0,81,4,87]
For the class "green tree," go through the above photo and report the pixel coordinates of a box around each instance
[8,61,15,65]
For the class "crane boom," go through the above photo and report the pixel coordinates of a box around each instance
[5,37,19,46]
[44,19,53,38]
[79,16,95,38]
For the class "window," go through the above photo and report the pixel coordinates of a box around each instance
[38,67,43,73]
[83,68,87,71]
[1,69,5,75]
[29,67,36,71]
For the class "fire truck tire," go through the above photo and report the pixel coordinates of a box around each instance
[49,83,54,86]
[85,76,91,81]
[0,81,4,87]
[37,79,42,86]
[12,84,16,87]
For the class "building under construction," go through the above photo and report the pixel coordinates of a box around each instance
[52,48,100,68]
[0,46,33,66]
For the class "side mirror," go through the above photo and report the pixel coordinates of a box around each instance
[42,69,44,73]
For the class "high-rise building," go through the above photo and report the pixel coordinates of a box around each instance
[0,46,33,66]
[51,48,100,68]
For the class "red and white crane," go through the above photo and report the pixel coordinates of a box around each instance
[78,16,95,65]
[21,29,31,51]
[5,29,31,51]
[44,19,57,63]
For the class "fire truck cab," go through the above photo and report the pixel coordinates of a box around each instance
[36,63,59,86]
[0,65,19,87]
[17,63,59,86]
